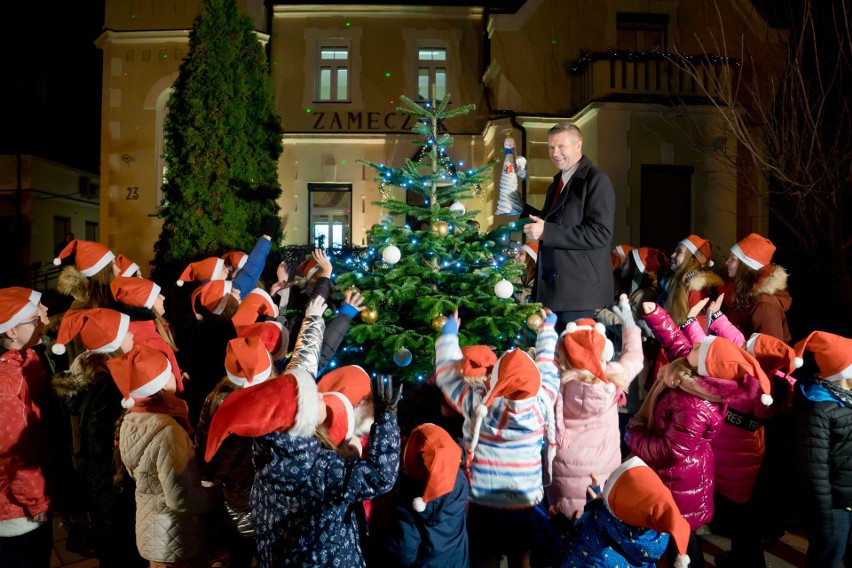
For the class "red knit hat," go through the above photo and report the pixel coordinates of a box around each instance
[460,345,498,378]
[404,423,463,512]
[679,235,713,267]
[204,369,320,462]
[114,254,141,277]
[225,336,273,388]
[110,276,161,310]
[221,251,248,274]
[52,308,131,355]
[561,318,614,387]
[322,392,356,446]
[106,344,173,408]
[697,336,773,405]
[0,287,41,334]
[521,242,539,262]
[176,257,225,287]
[746,333,801,375]
[794,331,852,382]
[602,456,691,568]
[238,321,289,361]
[611,244,635,269]
[630,247,668,274]
[191,280,234,320]
[731,233,776,270]
[53,239,115,277]
[231,288,278,332]
[317,365,371,406]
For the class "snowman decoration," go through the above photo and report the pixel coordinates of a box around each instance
[495,129,526,215]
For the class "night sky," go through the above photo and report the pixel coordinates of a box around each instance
[1,3,105,173]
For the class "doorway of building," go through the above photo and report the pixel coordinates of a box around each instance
[640,165,693,252]
[308,183,352,249]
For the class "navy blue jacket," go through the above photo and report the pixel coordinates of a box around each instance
[387,468,469,568]
[232,236,271,298]
[251,412,400,567]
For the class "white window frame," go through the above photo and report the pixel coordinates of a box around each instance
[316,43,351,102]
[417,46,448,102]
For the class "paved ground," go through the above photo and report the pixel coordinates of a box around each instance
[51,517,808,567]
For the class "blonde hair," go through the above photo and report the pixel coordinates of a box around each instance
[664,251,703,325]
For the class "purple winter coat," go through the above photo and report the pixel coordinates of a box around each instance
[547,326,644,520]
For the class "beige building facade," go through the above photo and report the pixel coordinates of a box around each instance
[96,0,784,274]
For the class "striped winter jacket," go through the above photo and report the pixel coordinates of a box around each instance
[435,322,559,509]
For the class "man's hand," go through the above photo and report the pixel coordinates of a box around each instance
[523,215,545,241]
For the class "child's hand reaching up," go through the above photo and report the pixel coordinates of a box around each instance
[305,296,327,317]
[611,294,635,327]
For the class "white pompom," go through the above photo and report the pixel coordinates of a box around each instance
[176,280,185,287]
[475,404,488,420]
[565,322,577,333]
[604,382,616,394]
[412,497,426,512]
[760,393,774,407]
[793,357,804,368]
[53,258,62,266]
[494,279,513,299]
[196,314,204,321]
[121,397,135,409]
[382,245,401,265]
[594,322,606,335]
[52,343,66,355]
[674,554,691,568]
[707,260,715,268]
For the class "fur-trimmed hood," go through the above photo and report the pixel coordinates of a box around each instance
[52,351,111,398]
[686,270,723,292]
[754,265,788,296]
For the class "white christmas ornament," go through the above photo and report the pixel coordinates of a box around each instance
[379,214,394,225]
[494,279,514,299]
[449,201,466,216]
[495,131,526,216]
[382,245,401,265]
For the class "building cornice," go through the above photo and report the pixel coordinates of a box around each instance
[273,5,483,19]
[95,29,271,47]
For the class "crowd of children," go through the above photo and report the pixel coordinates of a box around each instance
[0,229,850,568]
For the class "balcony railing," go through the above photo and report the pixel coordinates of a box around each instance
[569,50,739,109]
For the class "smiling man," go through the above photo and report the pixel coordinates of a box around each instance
[521,122,615,331]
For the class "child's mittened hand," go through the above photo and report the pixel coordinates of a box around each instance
[442,309,460,335]
[371,374,403,415]
[305,296,327,317]
[611,294,635,327]
[542,308,557,326]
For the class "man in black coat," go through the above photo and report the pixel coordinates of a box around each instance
[522,122,615,331]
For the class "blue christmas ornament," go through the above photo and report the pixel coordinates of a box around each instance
[393,347,413,367]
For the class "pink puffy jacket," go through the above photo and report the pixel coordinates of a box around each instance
[546,326,644,519]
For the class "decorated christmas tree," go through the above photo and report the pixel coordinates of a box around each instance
[332,94,542,383]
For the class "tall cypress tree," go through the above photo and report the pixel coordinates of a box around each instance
[153,0,282,279]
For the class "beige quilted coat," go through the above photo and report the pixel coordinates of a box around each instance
[120,411,215,562]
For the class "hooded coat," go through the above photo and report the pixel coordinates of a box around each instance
[119,411,214,562]
[546,325,644,519]
[251,411,400,567]
[557,499,669,568]
[723,265,792,343]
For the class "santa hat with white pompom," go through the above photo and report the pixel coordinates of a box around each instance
[176,257,225,287]
[560,318,615,392]
[697,336,774,406]
[793,331,852,382]
[106,345,173,408]
[52,308,130,355]
[404,423,463,512]
[53,239,115,277]
[746,332,802,376]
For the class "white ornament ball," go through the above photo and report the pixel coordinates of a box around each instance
[379,214,394,225]
[382,245,401,265]
[494,279,514,299]
[393,348,413,367]
[449,201,466,216]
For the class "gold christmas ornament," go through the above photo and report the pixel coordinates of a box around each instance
[431,314,448,332]
[431,220,450,238]
[470,220,480,230]
[527,314,543,331]
[346,286,361,296]
[361,307,379,324]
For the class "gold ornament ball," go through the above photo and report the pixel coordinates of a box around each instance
[361,308,379,324]
[527,314,543,331]
[431,314,449,332]
[431,220,450,238]
[347,286,361,296]
[470,220,481,230]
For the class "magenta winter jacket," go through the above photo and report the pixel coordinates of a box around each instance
[648,308,791,504]
[546,326,644,519]
[625,386,724,530]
